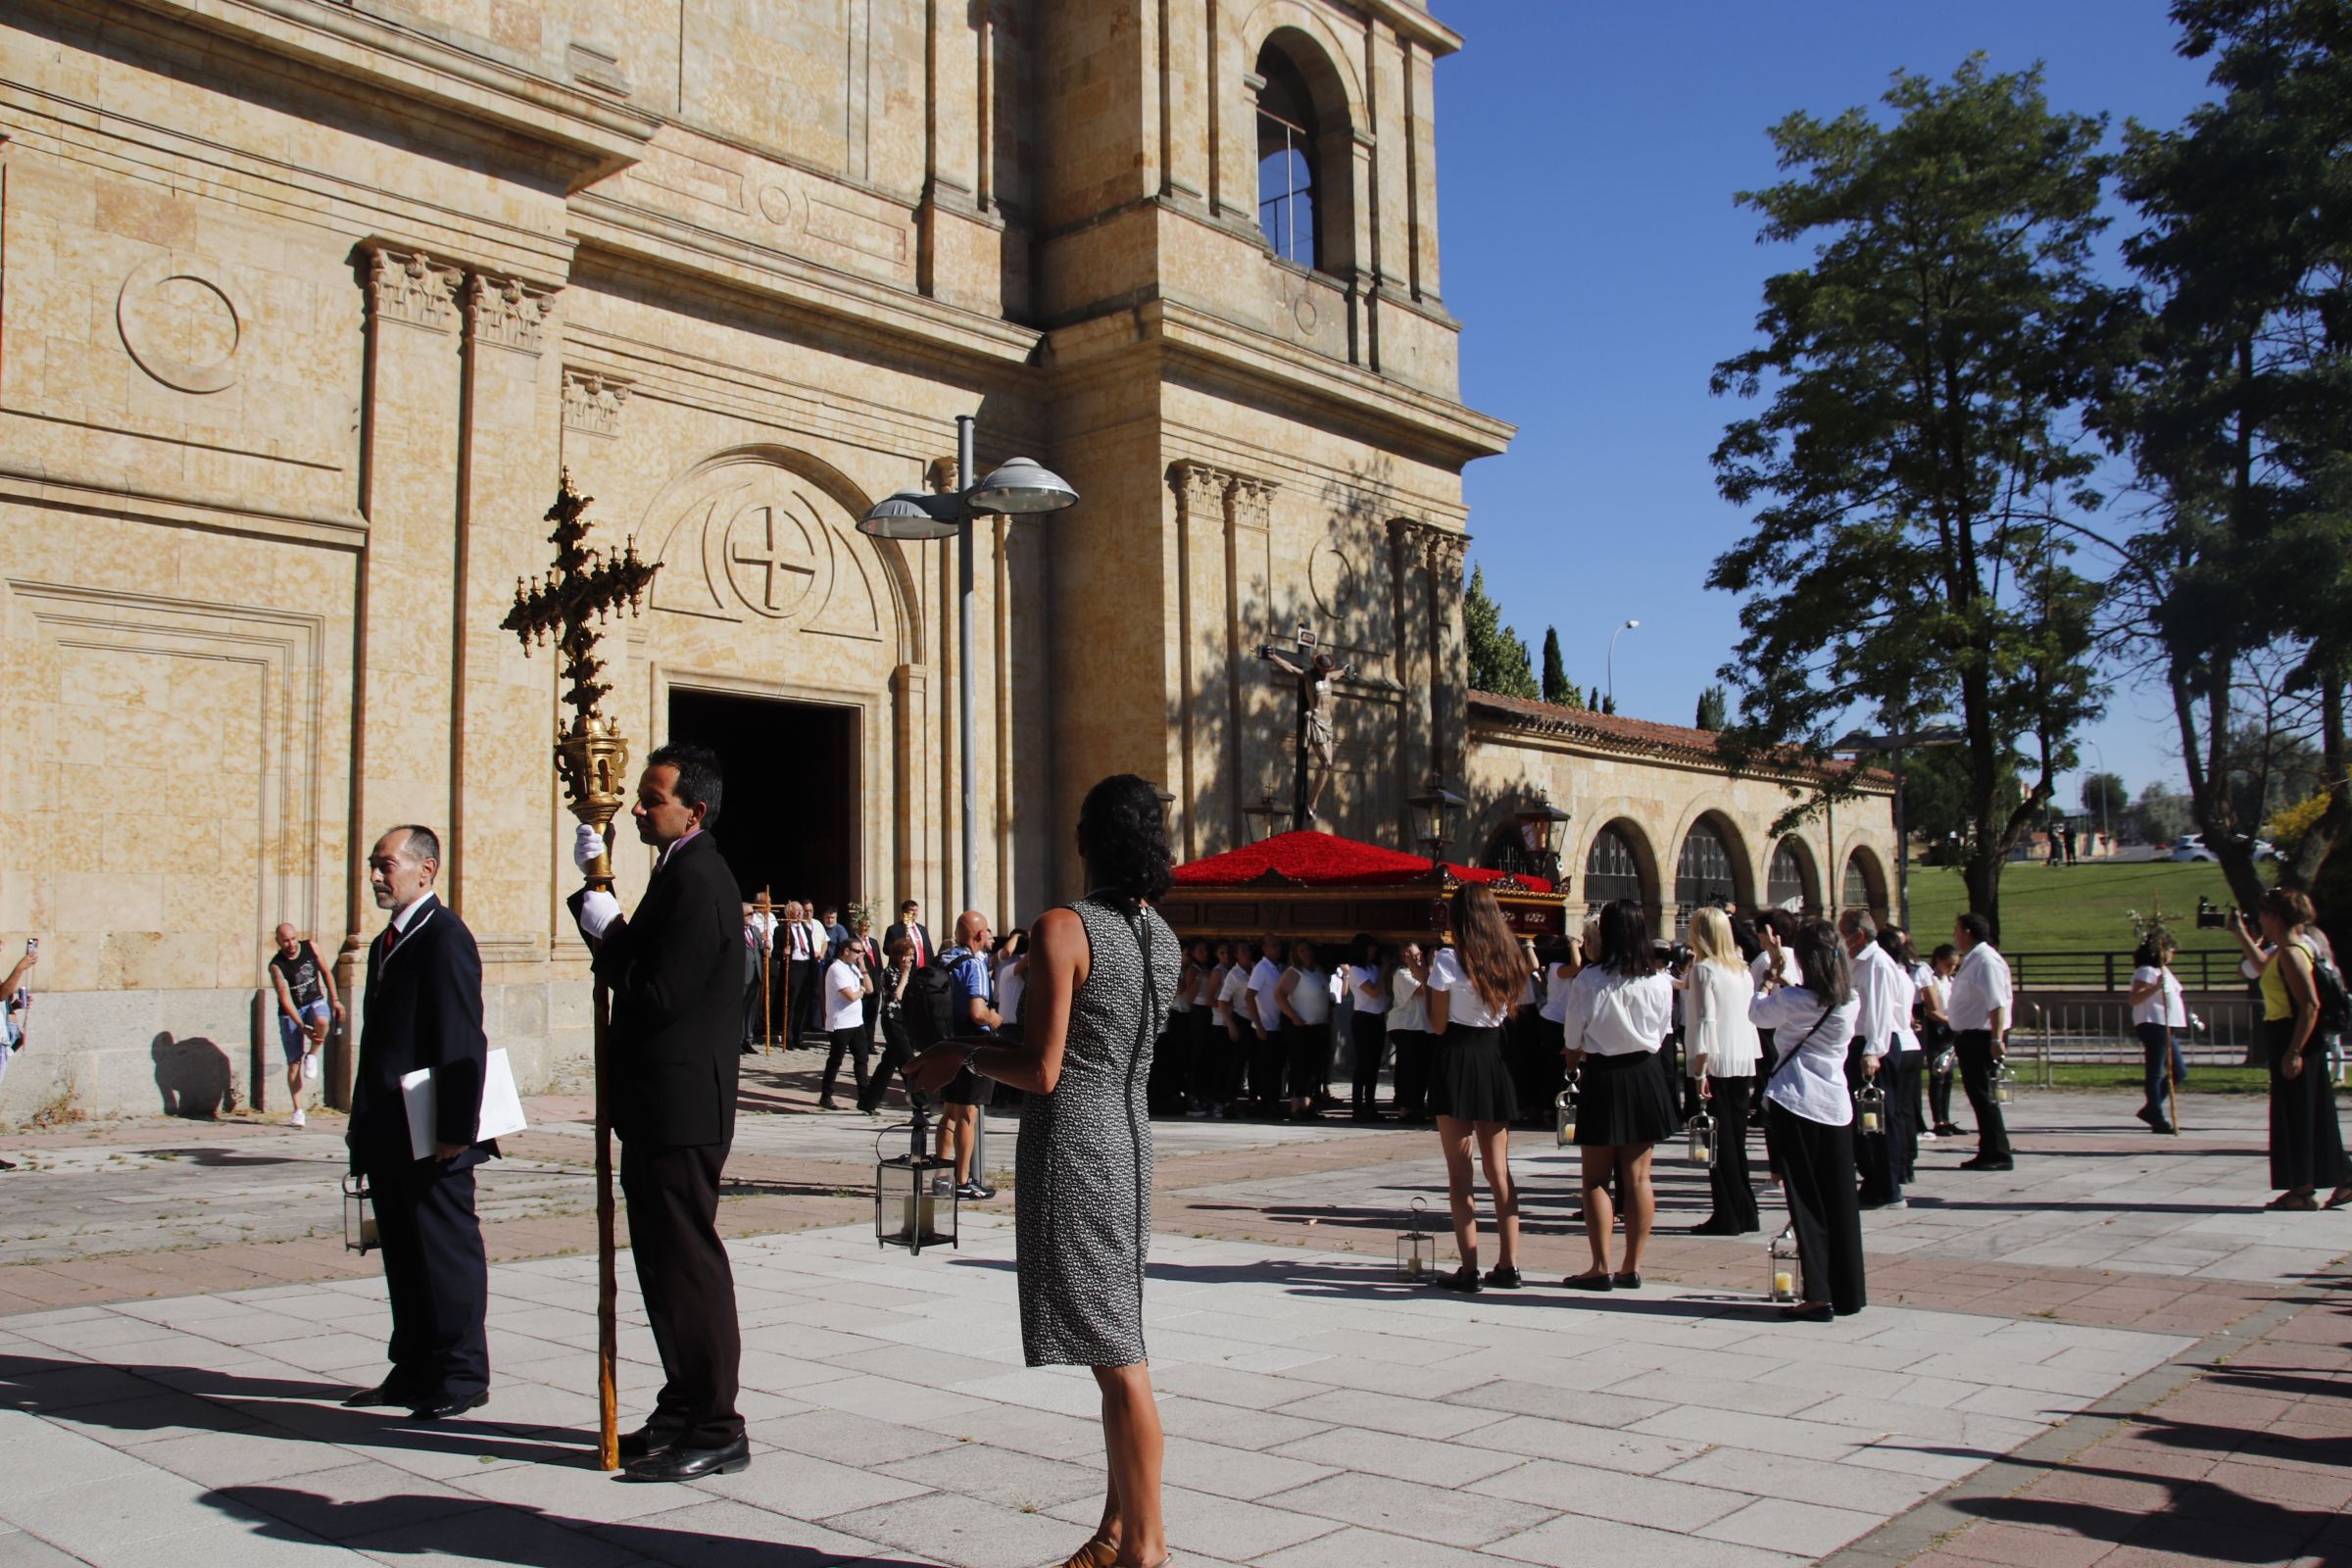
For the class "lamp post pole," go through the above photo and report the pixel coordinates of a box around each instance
[1606,618,1640,710]
[2087,738,2109,858]
[956,416,979,916]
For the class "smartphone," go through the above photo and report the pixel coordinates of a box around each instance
[24,939,35,956]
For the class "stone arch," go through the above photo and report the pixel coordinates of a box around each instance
[1669,808,1758,935]
[1242,8,1364,279]
[639,442,923,669]
[1574,814,1663,928]
[1843,845,1890,922]
[1766,835,1821,915]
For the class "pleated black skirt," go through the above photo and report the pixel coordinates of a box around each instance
[1427,1025,1518,1124]
[1575,1050,1681,1147]
[2266,1018,2351,1191]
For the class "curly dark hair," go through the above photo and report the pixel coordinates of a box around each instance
[1077,774,1175,904]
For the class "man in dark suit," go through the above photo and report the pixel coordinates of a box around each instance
[343,824,494,1421]
[569,743,750,1482]
[883,898,932,971]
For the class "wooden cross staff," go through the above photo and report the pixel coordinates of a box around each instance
[501,469,659,1471]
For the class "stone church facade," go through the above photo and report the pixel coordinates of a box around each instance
[0,0,1889,1121]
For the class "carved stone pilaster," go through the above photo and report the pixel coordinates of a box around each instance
[1224,473,1276,531]
[465,273,554,354]
[365,246,461,332]
[562,369,631,437]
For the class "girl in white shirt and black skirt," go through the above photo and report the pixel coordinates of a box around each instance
[1750,919,1867,1321]
[1423,885,1527,1293]
[1560,899,1681,1289]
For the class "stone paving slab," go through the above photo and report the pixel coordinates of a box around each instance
[0,1216,2198,1567]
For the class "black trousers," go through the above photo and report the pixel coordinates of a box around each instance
[787,958,819,1043]
[1249,1026,1284,1104]
[1859,1049,1917,1200]
[1765,1101,1866,1314]
[1704,1074,1759,1231]
[860,1012,912,1113]
[821,1024,871,1102]
[1955,1029,2012,1159]
[1391,1028,1432,1119]
[1349,1010,1389,1107]
[1189,1008,1223,1103]
[619,1139,743,1448]
[366,1151,490,1400]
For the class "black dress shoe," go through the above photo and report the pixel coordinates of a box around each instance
[1561,1271,1613,1291]
[1958,1155,2015,1172]
[618,1426,685,1462]
[1435,1264,1482,1294]
[619,1434,751,1482]
[1610,1271,1642,1290]
[1780,1303,1835,1323]
[409,1390,488,1421]
[1484,1265,1524,1290]
[342,1382,423,1408]
[1686,1219,1741,1236]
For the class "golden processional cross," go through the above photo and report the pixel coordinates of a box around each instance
[500,469,659,1472]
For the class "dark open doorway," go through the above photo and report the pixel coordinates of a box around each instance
[665,688,859,908]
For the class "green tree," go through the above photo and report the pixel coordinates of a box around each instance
[1464,564,1538,700]
[1707,59,2120,942]
[2134,780,2194,843]
[2098,0,2352,907]
[1694,684,1729,731]
[2081,771,2129,823]
[1541,627,1580,707]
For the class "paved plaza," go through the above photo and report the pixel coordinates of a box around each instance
[0,1083,2345,1567]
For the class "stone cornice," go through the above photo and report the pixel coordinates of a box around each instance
[104,0,659,186]
[1468,692,1897,796]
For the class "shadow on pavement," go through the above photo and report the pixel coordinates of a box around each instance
[208,1484,941,1566]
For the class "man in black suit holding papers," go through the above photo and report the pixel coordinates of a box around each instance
[569,742,750,1482]
[344,823,495,1421]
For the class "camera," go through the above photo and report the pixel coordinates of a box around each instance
[2194,897,2235,931]
[1654,940,1693,971]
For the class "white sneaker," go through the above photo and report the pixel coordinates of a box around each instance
[1919,1130,1938,1141]
[291,1108,307,1128]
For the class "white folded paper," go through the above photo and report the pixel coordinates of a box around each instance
[401,1047,527,1159]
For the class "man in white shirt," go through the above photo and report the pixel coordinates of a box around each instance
[1246,936,1286,1114]
[1945,913,2014,1170]
[1841,910,1912,1208]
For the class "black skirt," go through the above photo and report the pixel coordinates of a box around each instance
[1427,1025,1519,1124]
[2266,1017,2351,1191]
[1574,1051,1681,1147]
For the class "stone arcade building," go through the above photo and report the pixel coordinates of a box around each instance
[0,0,1890,1120]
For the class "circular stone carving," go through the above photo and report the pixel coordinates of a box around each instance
[1308,538,1356,621]
[720,493,828,620]
[116,255,243,394]
[758,184,798,226]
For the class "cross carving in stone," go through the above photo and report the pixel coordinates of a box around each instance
[727,506,820,614]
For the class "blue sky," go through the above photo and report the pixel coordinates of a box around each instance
[1432,1,2217,817]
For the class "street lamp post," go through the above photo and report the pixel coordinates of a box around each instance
[1606,618,1641,710]
[858,416,1077,1188]
[2086,738,2110,857]
[1833,725,1963,933]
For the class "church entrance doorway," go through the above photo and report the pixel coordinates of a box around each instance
[665,688,859,910]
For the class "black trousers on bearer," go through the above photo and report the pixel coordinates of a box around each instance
[619,1139,744,1449]
[364,1149,491,1401]
[1955,1029,2012,1160]
[1765,1101,1867,1315]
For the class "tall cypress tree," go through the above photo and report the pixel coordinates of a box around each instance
[1541,627,1579,707]
[1464,565,1539,700]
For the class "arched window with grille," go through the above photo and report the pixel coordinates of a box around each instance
[1585,824,1644,909]
[1768,839,1813,913]
[1675,820,1736,936]
[1255,47,1317,269]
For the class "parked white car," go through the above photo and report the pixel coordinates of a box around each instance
[2169,832,2278,862]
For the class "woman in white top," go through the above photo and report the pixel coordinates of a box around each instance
[2128,932,2188,1135]
[1749,918,1866,1321]
[1345,934,1391,1121]
[1215,944,1253,1114]
[1920,945,1960,1136]
[816,948,874,1110]
[1422,885,1526,1293]
[1559,899,1680,1290]
[1533,938,1580,1130]
[1197,940,1234,1115]
[1385,943,1433,1122]
[1274,941,1334,1119]
[1684,906,1762,1235]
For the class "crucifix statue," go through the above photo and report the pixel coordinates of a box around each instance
[499,469,659,1472]
[1259,622,1351,831]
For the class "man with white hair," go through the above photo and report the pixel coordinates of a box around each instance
[269,923,343,1127]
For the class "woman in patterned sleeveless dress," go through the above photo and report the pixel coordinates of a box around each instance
[908,773,1181,1568]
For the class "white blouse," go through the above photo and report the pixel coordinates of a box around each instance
[1349,962,1388,1014]
[1388,967,1429,1032]
[1750,985,1859,1125]
[1284,967,1332,1026]
[2132,965,2187,1028]
[1685,959,1761,1077]
[1561,965,1675,1057]
[1427,949,1507,1029]
[1539,961,1577,1023]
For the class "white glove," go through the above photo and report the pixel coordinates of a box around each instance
[572,822,606,873]
[577,889,623,941]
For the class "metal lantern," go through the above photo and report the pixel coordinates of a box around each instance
[1855,1082,1885,1136]
[875,1102,958,1255]
[1396,1196,1435,1282]
[1991,1062,2016,1105]
[1686,1109,1716,1166]
[1554,1087,1579,1148]
[341,1174,378,1254]
[1768,1223,1798,1303]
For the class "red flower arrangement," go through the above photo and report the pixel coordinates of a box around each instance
[1171,830,1552,894]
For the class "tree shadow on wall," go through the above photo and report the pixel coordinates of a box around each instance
[1169,457,1423,860]
[152,1031,236,1118]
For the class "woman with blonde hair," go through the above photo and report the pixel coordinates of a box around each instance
[1422,883,1526,1294]
[1684,906,1762,1234]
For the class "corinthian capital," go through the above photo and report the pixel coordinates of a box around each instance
[466,273,555,354]
[364,246,462,332]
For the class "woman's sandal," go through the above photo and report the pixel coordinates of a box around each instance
[1061,1542,1117,1568]
[2326,1186,2352,1211]
[2267,1192,2319,1212]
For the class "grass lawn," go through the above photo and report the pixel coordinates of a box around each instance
[1902,858,2252,955]
[2037,1063,2278,1096]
